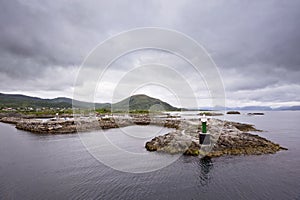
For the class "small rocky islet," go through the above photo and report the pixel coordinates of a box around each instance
[145,118,287,157]
[0,113,287,158]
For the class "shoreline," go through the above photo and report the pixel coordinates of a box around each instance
[145,118,287,158]
[0,114,287,157]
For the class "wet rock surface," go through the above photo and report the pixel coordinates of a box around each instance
[145,118,287,157]
[0,115,182,134]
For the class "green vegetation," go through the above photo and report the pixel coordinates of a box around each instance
[22,109,73,116]
[0,108,73,117]
[95,109,162,114]
[198,112,223,116]
[112,94,180,111]
[129,110,152,114]
[0,93,180,114]
[95,108,111,114]
[0,93,109,110]
[0,93,72,109]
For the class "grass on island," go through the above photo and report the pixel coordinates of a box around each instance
[0,108,165,117]
[198,112,223,116]
[0,109,73,116]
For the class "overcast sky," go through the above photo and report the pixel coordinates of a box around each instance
[0,0,299,108]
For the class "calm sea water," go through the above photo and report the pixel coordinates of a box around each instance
[0,111,299,200]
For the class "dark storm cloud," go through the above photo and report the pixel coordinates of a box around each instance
[0,0,83,79]
[174,0,300,72]
[0,0,299,106]
[162,0,300,104]
[0,0,159,78]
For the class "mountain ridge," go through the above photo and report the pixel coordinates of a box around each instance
[0,93,180,111]
[0,93,299,111]
[112,94,179,111]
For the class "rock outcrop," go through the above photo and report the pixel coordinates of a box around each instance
[248,112,265,115]
[227,111,240,114]
[0,115,182,134]
[145,118,287,157]
[0,115,287,158]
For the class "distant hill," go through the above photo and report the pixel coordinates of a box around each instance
[274,106,300,111]
[227,106,273,111]
[0,93,72,108]
[112,94,180,111]
[193,106,273,111]
[0,93,180,111]
[1,93,299,111]
[227,106,300,111]
[195,105,300,111]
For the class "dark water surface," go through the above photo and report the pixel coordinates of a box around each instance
[0,111,299,199]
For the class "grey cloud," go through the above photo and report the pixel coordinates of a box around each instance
[173,1,300,71]
[0,0,159,76]
[221,64,300,92]
[0,0,299,107]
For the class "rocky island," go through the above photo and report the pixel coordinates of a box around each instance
[145,118,287,157]
[0,112,287,158]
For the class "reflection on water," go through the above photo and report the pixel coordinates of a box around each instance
[198,157,213,186]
